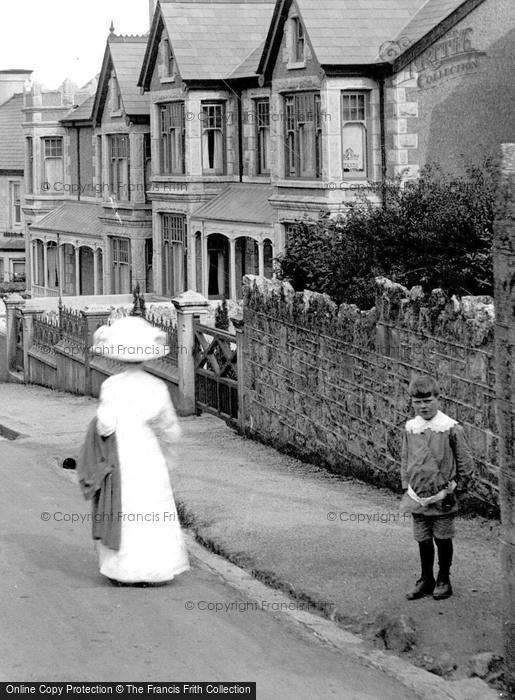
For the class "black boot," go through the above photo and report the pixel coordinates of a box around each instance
[433,538,453,600]
[406,539,435,600]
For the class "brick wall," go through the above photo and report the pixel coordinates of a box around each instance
[241,275,499,512]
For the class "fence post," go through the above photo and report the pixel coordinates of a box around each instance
[231,316,246,432]
[493,143,515,696]
[4,293,25,376]
[172,290,209,416]
[21,308,43,383]
[81,309,112,396]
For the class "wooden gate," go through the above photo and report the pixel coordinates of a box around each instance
[14,308,24,371]
[194,321,238,426]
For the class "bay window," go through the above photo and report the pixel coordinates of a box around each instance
[109,134,130,201]
[285,92,322,179]
[160,102,185,174]
[201,102,225,174]
[341,91,370,178]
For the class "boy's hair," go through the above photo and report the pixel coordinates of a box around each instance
[408,375,440,398]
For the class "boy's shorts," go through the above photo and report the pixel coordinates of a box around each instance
[412,513,456,541]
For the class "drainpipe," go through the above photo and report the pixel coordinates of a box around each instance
[237,88,243,182]
[75,124,81,201]
[378,75,387,209]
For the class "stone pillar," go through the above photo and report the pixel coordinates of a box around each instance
[21,308,43,383]
[93,250,98,295]
[229,238,236,301]
[202,233,209,298]
[493,143,515,696]
[75,246,80,295]
[59,244,65,296]
[172,290,209,415]
[231,316,246,432]
[4,293,25,374]
[43,242,48,291]
[131,236,147,291]
[81,309,112,396]
[257,240,264,277]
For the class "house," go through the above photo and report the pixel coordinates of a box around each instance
[257,0,515,208]
[23,79,96,296]
[138,0,277,300]
[0,70,32,287]
[25,30,153,297]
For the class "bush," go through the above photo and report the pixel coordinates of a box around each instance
[214,296,230,330]
[276,161,497,308]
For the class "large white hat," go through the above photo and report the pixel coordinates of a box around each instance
[91,316,169,363]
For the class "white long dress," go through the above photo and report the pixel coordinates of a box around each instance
[95,368,189,583]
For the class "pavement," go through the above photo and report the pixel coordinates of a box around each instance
[0,382,503,699]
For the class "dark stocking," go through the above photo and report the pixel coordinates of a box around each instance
[419,539,435,581]
[434,538,453,580]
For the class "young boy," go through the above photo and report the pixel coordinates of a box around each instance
[400,375,474,600]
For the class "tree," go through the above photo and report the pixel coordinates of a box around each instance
[276,161,497,308]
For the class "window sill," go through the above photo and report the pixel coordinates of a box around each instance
[275,179,325,189]
[160,76,176,84]
[110,110,123,118]
[287,61,306,70]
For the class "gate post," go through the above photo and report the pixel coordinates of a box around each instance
[22,308,43,383]
[231,316,246,432]
[4,293,25,377]
[172,290,209,416]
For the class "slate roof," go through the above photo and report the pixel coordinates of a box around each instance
[294,0,425,65]
[0,94,24,170]
[61,94,95,123]
[393,0,472,46]
[193,183,275,224]
[229,42,266,79]
[109,37,150,115]
[30,202,103,238]
[93,35,150,123]
[159,2,275,80]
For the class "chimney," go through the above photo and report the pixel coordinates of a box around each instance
[0,69,33,105]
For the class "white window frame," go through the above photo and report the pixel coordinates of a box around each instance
[9,181,22,227]
[341,91,371,180]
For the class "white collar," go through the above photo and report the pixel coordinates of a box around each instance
[406,410,457,434]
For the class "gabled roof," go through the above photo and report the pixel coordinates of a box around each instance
[391,0,485,68]
[30,202,103,238]
[394,0,474,46]
[92,34,150,125]
[0,94,25,171]
[259,0,425,75]
[139,1,275,87]
[193,183,275,225]
[60,94,95,123]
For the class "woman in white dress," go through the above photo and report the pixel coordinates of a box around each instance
[91,316,189,585]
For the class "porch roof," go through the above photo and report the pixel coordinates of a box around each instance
[192,183,276,225]
[30,202,103,238]
[0,237,25,250]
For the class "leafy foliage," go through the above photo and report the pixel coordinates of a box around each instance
[276,162,497,308]
[214,295,230,330]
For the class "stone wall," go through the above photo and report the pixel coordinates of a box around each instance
[241,275,498,512]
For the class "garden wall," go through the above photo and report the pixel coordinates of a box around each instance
[241,275,498,512]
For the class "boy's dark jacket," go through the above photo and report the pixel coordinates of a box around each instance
[77,417,121,550]
[400,411,475,516]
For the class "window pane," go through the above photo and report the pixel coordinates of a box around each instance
[342,123,366,173]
